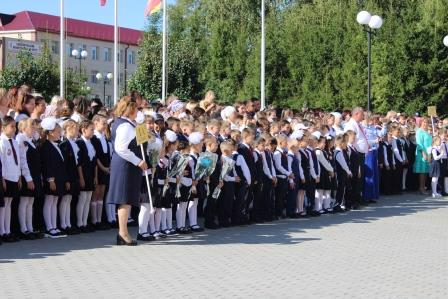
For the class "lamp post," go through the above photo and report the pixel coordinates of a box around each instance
[444,35,448,47]
[96,72,113,107]
[357,11,383,112]
[71,48,88,77]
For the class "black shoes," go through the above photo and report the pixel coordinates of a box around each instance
[116,235,137,246]
[2,233,19,242]
[137,233,156,242]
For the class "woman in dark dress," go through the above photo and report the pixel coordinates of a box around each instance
[106,97,148,246]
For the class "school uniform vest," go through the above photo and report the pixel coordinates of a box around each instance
[155,154,170,185]
[264,150,274,179]
[24,141,41,184]
[238,144,256,181]
[307,148,320,177]
[91,134,111,168]
[334,149,347,179]
[59,139,80,196]
[254,151,264,183]
[348,145,359,175]
[232,153,246,184]
[299,150,311,181]
[76,138,97,191]
[209,155,222,187]
[394,138,404,165]
[317,149,330,181]
[274,149,288,179]
[385,142,394,166]
[288,153,300,183]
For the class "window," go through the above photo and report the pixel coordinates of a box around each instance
[104,48,111,62]
[119,49,124,63]
[91,46,99,60]
[128,50,135,64]
[51,41,60,55]
[119,73,124,84]
[106,95,112,107]
[91,70,99,84]
[82,44,87,51]
[68,43,74,56]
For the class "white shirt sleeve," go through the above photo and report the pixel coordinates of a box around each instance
[237,155,251,185]
[308,151,317,179]
[18,140,32,182]
[392,139,404,163]
[432,148,444,161]
[316,149,334,172]
[336,151,352,176]
[261,151,272,179]
[273,151,291,176]
[383,145,389,167]
[114,123,141,166]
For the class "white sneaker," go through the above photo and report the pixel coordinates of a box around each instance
[432,193,442,198]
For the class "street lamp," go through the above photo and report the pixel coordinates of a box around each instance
[357,11,383,112]
[96,72,113,107]
[71,48,88,77]
[443,35,448,47]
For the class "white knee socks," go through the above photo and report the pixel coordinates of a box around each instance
[77,191,92,227]
[19,197,34,233]
[138,203,151,234]
[296,191,305,213]
[154,208,162,232]
[323,190,332,210]
[176,202,188,228]
[96,201,103,224]
[402,168,408,190]
[1,198,12,234]
[43,195,57,231]
[431,177,439,195]
[161,208,167,231]
[315,190,324,211]
[188,199,198,227]
[166,208,173,230]
[148,207,155,234]
[59,195,71,229]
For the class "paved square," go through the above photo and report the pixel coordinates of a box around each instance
[1,194,447,298]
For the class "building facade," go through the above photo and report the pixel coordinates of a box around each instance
[0,11,142,106]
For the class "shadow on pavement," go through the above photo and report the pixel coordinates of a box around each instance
[0,194,446,262]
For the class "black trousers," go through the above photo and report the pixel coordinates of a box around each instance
[218,182,234,226]
[358,153,366,201]
[251,181,263,221]
[204,182,218,225]
[345,176,360,208]
[305,180,316,212]
[262,177,274,219]
[335,173,347,205]
[392,162,403,194]
[275,178,288,217]
[232,183,248,224]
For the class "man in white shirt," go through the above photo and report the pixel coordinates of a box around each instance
[343,107,372,204]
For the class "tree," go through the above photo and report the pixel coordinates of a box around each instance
[0,46,87,101]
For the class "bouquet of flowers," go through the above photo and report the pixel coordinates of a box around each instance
[194,152,218,196]
[147,136,163,169]
[163,152,190,199]
[212,156,235,199]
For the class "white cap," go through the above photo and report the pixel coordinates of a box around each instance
[294,123,308,131]
[330,112,342,119]
[41,117,58,131]
[188,132,204,145]
[290,130,304,140]
[165,130,178,143]
[311,131,322,139]
[220,106,236,121]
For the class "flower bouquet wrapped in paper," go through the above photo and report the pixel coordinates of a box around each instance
[212,156,235,199]
[147,137,163,169]
[163,152,190,198]
[194,152,218,196]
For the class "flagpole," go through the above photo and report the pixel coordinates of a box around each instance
[260,0,266,110]
[60,0,65,98]
[113,0,119,106]
[162,0,167,104]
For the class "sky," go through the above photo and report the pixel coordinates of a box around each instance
[0,0,175,30]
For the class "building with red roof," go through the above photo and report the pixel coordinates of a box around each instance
[0,11,143,104]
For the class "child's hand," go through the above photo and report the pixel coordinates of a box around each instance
[49,181,56,192]
[235,176,241,183]
[65,182,71,191]
[27,181,35,191]
[79,178,85,189]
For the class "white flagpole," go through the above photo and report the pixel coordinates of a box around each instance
[60,0,65,98]
[260,0,266,110]
[162,0,167,104]
[113,0,119,106]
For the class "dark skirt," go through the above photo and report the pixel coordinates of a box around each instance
[179,185,191,202]
[106,153,142,207]
[429,160,441,178]
[316,168,331,190]
[20,175,43,199]
[139,175,154,204]
[0,180,5,207]
[5,180,20,198]
[97,168,110,186]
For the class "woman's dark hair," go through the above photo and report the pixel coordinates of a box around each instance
[60,99,75,118]
[18,94,35,116]
[89,97,104,119]
[73,96,90,115]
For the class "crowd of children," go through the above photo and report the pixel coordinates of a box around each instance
[0,85,446,245]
